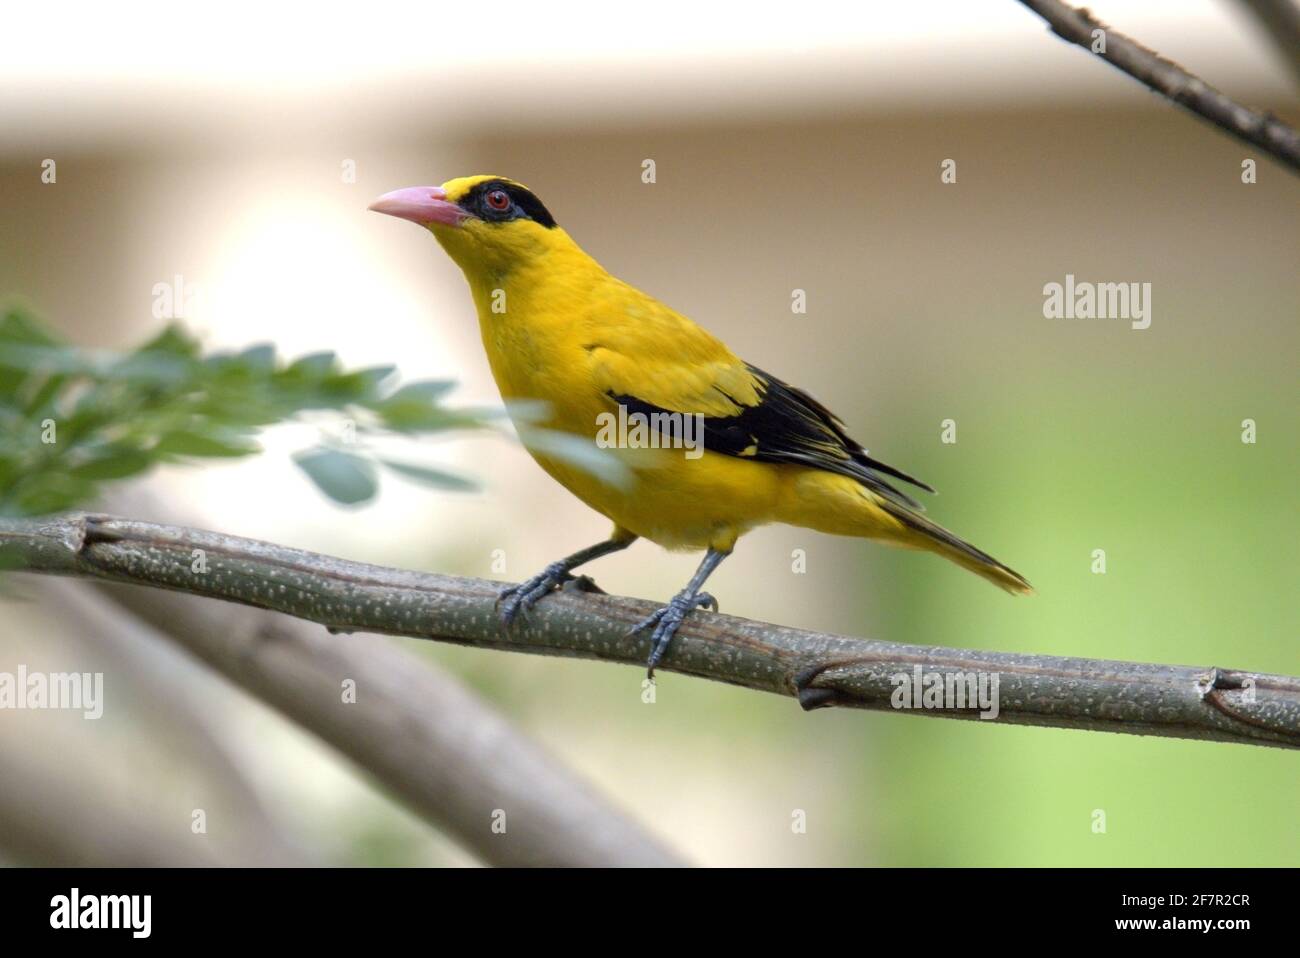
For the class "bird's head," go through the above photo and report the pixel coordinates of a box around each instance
[368,175,566,278]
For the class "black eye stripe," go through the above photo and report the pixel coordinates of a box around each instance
[460,181,557,229]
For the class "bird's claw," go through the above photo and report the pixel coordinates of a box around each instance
[497,561,576,629]
[560,573,605,595]
[628,591,718,678]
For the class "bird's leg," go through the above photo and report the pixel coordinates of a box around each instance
[629,548,729,679]
[498,535,636,628]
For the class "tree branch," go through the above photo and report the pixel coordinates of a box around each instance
[0,736,227,867]
[93,580,685,867]
[1018,0,1300,174]
[80,490,683,867]
[16,579,314,866]
[3,513,1297,750]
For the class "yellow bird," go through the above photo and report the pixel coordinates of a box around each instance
[370,175,1031,675]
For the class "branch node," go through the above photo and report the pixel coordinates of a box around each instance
[792,663,846,711]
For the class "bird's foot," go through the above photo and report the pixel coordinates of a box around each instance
[560,573,605,595]
[628,590,718,678]
[497,561,578,628]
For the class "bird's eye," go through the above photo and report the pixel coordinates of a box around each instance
[485,189,511,212]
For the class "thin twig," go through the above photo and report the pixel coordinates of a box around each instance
[1018,0,1300,173]
[3,513,1296,750]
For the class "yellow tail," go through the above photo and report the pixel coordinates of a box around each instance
[781,470,1033,594]
[876,499,1033,595]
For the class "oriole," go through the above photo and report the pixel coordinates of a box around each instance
[370,175,1031,676]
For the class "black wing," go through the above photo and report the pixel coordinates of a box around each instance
[609,363,934,511]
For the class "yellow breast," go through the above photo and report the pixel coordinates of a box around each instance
[463,253,785,550]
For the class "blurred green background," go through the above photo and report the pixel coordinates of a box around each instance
[0,1,1296,866]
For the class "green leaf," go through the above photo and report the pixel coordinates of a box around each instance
[0,313,489,520]
[238,343,277,371]
[0,342,90,375]
[292,447,378,505]
[69,450,154,480]
[284,351,338,379]
[386,380,456,403]
[135,324,201,358]
[325,365,397,401]
[154,430,260,458]
[379,458,477,492]
[501,398,552,424]
[0,308,63,347]
[3,474,97,517]
[373,401,462,432]
[515,426,632,490]
[21,372,67,417]
[105,350,192,384]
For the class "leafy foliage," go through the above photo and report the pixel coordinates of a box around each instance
[0,307,491,516]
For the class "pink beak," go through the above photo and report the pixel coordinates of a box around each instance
[368,186,467,227]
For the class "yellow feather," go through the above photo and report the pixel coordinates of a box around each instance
[421,176,1030,590]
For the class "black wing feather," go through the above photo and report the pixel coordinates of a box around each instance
[609,363,934,511]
